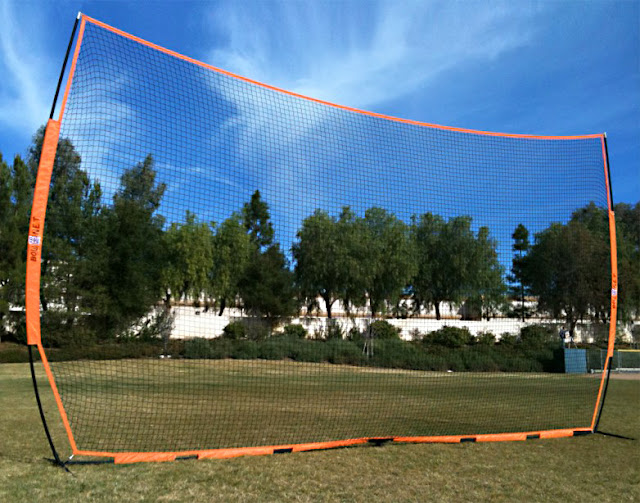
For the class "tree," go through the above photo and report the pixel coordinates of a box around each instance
[411,212,442,318]
[568,203,612,324]
[334,207,370,317]
[239,244,297,320]
[525,219,607,337]
[523,202,639,336]
[81,155,167,338]
[362,207,416,317]
[238,191,296,320]
[293,210,342,318]
[468,226,507,320]
[412,214,474,320]
[507,223,531,322]
[566,202,640,324]
[163,211,215,311]
[209,214,252,315]
[27,127,101,338]
[412,213,505,320]
[0,154,32,338]
[614,203,640,323]
[243,190,274,250]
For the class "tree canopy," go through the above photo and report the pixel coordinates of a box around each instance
[412,213,504,320]
[1,128,637,345]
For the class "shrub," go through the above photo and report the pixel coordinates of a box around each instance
[282,324,308,339]
[41,324,98,348]
[520,324,557,348]
[409,328,423,342]
[347,327,363,342]
[0,342,29,363]
[289,339,324,363]
[325,321,345,340]
[498,332,518,346]
[632,324,640,347]
[521,346,564,372]
[230,339,259,359]
[461,346,500,371]
[369,320,401,340]
[422,353,449,371]
[135,309,175,343]
[476,331,496,346]
[370,339,415,368]
[501,355,543,372]
[258,337,290,360]
[52,340,164,361]
[426,326,472,348]
[222,322,246,340]
[185,337,217,358]
[326,339,363,365]
[243,319,271,341]
[445,351,465,371]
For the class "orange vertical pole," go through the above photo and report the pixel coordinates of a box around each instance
[26,14,87,461]
[590,135,618,431]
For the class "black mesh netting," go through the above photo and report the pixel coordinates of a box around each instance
[38,18,612,454]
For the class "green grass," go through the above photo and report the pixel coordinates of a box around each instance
[50,358,597,452]
[0,362,638,502]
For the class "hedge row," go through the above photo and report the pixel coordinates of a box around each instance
[1,322,568,371]
[182,336,563,372]
[1,335,564,372]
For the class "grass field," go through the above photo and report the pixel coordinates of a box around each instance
[1,361,638,502]
[49,358,600,452]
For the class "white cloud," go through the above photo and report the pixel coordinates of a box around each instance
[203,1,542,113]
[196,0,547,246]
[0,1,55,134]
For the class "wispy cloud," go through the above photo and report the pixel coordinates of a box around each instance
[197,0,547,246]
[0,1,55,135]
[203,1,542,112]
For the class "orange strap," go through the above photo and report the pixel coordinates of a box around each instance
[26,119,60,345]
[607,210,618,356]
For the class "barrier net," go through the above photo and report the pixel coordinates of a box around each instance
[27,15,617,462]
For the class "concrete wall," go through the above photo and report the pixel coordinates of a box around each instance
[169,301,635,343]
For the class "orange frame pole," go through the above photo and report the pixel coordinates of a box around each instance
[590,135,618,431]
[26,16,87,460]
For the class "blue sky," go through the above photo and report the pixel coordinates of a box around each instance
[1,0,638,205]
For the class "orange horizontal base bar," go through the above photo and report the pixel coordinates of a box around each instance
[73,428,593,464]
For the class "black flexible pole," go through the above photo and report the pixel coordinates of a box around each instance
[603,134,614,210]
[28,345,68,470]
[49,14,80,119]
[593,355,613,433]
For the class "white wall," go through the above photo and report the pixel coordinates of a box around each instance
[170,302,634,343]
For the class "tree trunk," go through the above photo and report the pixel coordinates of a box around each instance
[434,301,441,321]
[323,295,333,319]
[567,309,577,342]
[218,297,226,316]
[164,291,172,313]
